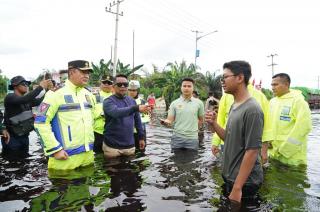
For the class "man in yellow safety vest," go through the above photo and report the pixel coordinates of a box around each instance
[35,60,96,171]
[93,75,113,153]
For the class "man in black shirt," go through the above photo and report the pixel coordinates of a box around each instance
[2,76,51,157]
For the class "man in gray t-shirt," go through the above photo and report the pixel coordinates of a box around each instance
[206,61,264,205]
[222,98,263,185]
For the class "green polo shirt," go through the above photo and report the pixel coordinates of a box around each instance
[168,96,204,139]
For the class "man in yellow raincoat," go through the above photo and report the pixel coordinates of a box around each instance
[269,73,312,166]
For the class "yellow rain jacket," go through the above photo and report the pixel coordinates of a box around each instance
[133,97,150,134]
[34,80,95,170]
[211,84,272,146]
[93,90,112,135]
[135,97,150,124]
[269,89,312,166]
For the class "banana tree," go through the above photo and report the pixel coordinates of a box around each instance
[204,70,222,99]
[153,60,207,108]
[90,59,144,85]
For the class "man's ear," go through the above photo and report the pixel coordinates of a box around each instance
[237,73,245,84]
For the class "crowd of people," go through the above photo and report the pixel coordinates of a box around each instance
[0,60,312,207]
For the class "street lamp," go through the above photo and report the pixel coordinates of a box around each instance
[192,30,218,68]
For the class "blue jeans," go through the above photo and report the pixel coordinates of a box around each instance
[171,134,199,150]
[1,135,29,157]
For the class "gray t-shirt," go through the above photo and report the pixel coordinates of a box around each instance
[222,98,264,185]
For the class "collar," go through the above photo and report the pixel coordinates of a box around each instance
[180,95,194,102]
[100,90,112,96]
[114,93,126,99]
[65,79,83,92]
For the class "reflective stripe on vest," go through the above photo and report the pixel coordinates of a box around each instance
[65,143,94,156]
[58,103,92,112]
[9,110,33,124]
[287,137,302,146]
[51,113,94,152]
[58,103,81,112]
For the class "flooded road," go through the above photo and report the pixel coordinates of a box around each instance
[0,111,320,211]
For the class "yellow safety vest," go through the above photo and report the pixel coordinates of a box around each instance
[34,80,95,157]
[93,90,112,135]
[135,97,150,123]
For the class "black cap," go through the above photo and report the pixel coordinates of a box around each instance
[100,74,114,83]
[68,60,93,72]
[8,76,31,90]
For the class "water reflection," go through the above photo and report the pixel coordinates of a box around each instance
[100,157,147,211]
[0,113,320,211]
[30,166,96,211]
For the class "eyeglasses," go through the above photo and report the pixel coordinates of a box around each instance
[115,82,129,87]
[19,82,30,87]
[102,80,113,85]
[220,74,237,83]
[128,89,137,92]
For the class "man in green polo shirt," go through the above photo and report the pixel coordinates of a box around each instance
[160,77,204,151]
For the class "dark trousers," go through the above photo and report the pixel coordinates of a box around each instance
[1,135,29,157]
[218,177,262,211]
[222,181,260,199]
[93,132,104,153]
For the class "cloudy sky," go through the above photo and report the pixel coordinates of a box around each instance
[1,0,320,88]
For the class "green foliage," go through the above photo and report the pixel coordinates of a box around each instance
[261,88,273,100]
[292,87,310,101]
[205,71,222,99]
[91,59,112,86]
[90,59,144,86]
[0,71,9,102]
[151,61,207,107]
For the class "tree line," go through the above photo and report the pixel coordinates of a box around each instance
[2,59,319,106]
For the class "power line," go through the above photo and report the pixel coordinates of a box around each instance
[127,1,217,49]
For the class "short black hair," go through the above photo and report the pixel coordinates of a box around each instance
[115,74,128,81]
[181,77,194,84]
[272,73,291,85]
[223,61,252,85]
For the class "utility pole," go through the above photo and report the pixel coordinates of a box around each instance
[106,0,124,77]
[191,30,218,69]
[110,45,113,62]
[133,30,135,68]
[191,30,202,67]
[267,53,278,77]
[317,76,319,91]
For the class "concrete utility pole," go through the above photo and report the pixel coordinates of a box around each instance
[191,30,218,68]
[106,0,124,77]
[318,75,319,91]
[132,30,135,68]
[110,45,113,62]
[267,53,278,77]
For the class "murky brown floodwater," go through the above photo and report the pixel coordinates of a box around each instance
[0,111,320,211]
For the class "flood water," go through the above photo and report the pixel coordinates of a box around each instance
[0,111,320,211]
